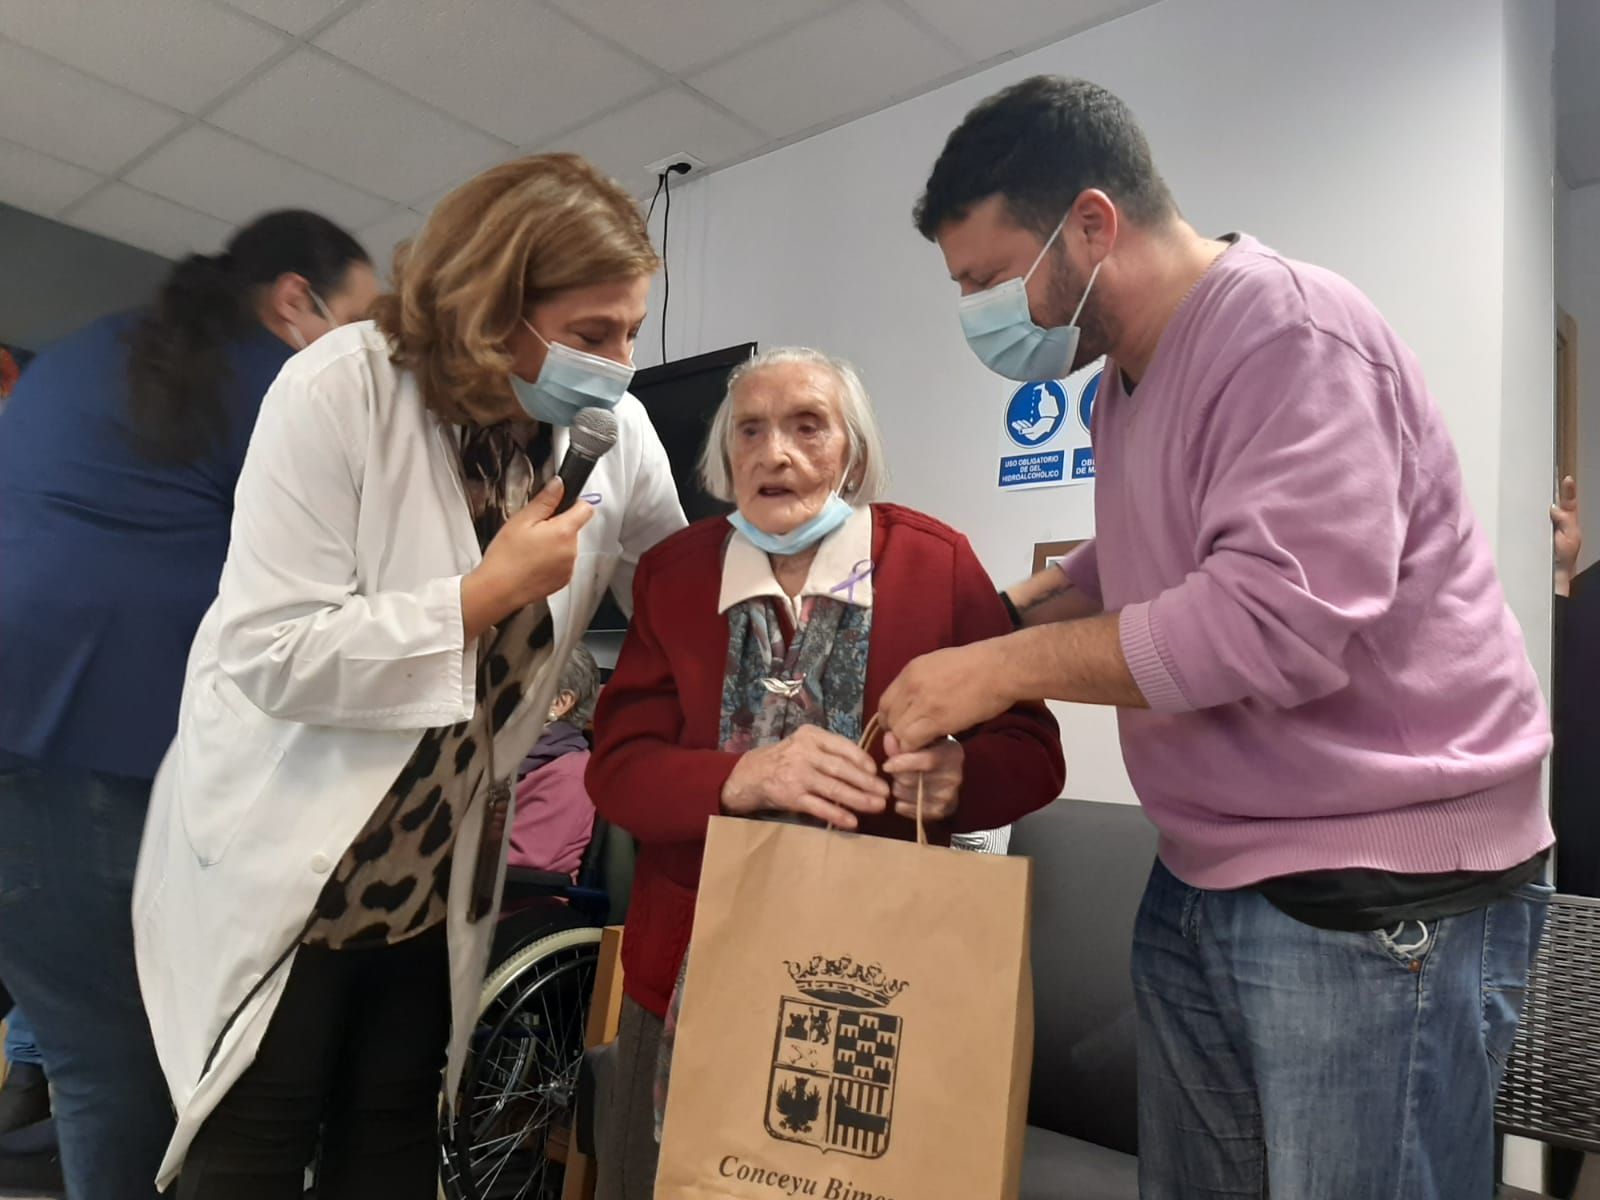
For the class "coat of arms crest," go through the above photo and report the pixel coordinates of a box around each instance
[765,955,909,1159]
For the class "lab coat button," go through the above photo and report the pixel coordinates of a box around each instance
[310,852,332,874]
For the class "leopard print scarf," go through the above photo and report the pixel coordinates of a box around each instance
[304,421,555,949]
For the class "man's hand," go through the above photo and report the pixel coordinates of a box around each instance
[1553,475,1582,598]
[880,615,1146,749]
[882,732,963,821]
[878,640,1015,752]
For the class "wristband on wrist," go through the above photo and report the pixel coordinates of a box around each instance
[999,590,1023,630]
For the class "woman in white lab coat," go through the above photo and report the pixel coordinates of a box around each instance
[133,155,686,1199]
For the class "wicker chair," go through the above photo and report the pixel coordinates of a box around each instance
[1495,893,1600,1198]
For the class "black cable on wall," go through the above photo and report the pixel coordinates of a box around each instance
[650,162,691,367]
[660,169,673,364]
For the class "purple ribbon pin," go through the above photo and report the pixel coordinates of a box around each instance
[829,558,875,605]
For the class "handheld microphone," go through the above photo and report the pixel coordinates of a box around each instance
[553,408,619,515]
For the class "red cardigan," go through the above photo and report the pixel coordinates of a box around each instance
[586,504,1066,1016]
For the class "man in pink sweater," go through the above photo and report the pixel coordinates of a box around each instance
[882,76,1553,1198]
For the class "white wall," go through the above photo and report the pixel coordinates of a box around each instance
[1501,17,1559,1200]
[1497,0,1557,700]
[639,0,1549,806]
[1561,182,1600,571]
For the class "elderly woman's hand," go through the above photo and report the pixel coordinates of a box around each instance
[721,724,890,830]
[882,731,963,822]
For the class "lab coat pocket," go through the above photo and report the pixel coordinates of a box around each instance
[175,677,287,867]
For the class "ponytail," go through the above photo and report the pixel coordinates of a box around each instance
[125,209,368,463]
[126,253,249,462]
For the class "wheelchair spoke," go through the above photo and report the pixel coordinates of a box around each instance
[444,935,600,1200]
[473,1107,562,1197]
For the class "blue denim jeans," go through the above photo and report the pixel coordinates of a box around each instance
[0,766,174,1198]
[4,1006,42,1067]
[1133,857,1550,1200]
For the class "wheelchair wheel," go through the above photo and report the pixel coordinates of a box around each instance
[440,924,602,1200]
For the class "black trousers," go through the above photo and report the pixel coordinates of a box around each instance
[177,929,452,1200]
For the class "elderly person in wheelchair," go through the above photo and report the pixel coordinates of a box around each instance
[585,346,1066,1198]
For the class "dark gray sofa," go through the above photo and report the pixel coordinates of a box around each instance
[1014,799,1156,1199]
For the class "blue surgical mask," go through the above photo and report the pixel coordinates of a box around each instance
[728,449,858,556]
[511,321,634,426]
[729,493,854,557]
[959,218,1103,382]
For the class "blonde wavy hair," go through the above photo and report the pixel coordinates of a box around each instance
[373,154,660,423]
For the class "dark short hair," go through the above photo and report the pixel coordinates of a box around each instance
[914,76,1175,241]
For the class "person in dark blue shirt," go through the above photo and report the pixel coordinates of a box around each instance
[0,210,376,1200]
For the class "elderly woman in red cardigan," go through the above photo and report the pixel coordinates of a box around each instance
[585,346,1065,1198]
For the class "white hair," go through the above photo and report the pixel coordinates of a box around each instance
[698,346,889,505]
[554,642,600,727]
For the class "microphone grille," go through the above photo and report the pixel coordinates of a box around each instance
[569,407,619,457]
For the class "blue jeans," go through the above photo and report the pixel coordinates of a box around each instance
[0,766,174,1198]
[1133,858,1550,1200]
[4,1006,42,1067]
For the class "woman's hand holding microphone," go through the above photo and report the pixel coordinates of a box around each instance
[461,478,592,641]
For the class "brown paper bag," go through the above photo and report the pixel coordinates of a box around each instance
[655,814,1034,1200]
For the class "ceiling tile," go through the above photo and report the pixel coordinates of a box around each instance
[0,42,184,173]
[216,0,348,37]
[125,124,392,229]
[2,0,287,113]
[545,87,764,196]
[689,0,962,140]
[208,50,510,204]
[898,0,1153,60]
[316,0,659,147]
[0,138,102,218]
[546,0,842,75]
[358,207,428,282]
[68,183,233,260]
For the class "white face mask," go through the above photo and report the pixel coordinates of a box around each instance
[958,216,1102,382]
[288,290,336,352]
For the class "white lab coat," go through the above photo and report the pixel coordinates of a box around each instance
[132,321,685,1188]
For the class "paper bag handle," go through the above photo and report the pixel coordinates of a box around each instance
[858,713,926,847]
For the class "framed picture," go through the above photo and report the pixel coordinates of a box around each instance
[1032,539,1086,574]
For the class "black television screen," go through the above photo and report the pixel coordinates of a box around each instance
[587,343,753,633]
